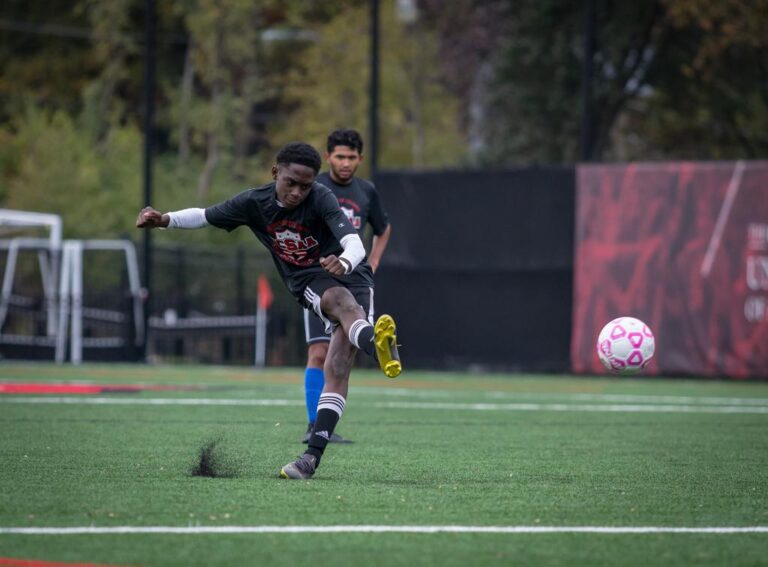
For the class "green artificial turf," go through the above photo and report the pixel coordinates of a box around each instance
[0,362,766,566]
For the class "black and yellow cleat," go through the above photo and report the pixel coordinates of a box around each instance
[374,314,401,378]
[279,453,317,480]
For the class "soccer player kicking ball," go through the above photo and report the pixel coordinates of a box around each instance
[136,142,401,480]
[300,129,392,445]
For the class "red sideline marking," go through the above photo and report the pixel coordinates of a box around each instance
[0,383,195,395]
[0,559,120,567]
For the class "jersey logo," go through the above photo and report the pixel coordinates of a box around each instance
[340,206,361,230]
[270,226,319,266]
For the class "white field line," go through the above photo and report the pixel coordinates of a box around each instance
[2,396,768,414]
[357,388,768,407]
[374,401,768,414]
[4,381,768,407]
[486,392,768,406]
[1,525,767,535]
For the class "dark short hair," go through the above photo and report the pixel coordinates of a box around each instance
[327,129,364,154]
[276,142,322,173]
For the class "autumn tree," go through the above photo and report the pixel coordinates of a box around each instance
[274,0,466,173]
[422,0,768,163]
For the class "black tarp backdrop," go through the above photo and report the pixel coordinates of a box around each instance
[372,168,575,372]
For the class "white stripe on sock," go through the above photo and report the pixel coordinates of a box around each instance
[317,393,346,417]
[348,319,371,349]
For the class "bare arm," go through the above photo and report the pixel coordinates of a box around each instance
[368,223,391,273]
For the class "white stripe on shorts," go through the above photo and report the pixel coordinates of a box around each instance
[304,308,331,343]
[304,286,334,334]
[367,287,375,324]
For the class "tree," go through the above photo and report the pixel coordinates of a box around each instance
[273,0,466,172]
[422,0,768,164]
[478,0,666,164]
[626,0,768,159]
[78,0,138,141]
[2,105,141,238]
[0,1,94,123]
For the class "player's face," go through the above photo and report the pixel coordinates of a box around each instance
[326,145,363,184]
[272,163,316,209]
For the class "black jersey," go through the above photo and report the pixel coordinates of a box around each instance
[315,172,389,237]
[204,181,373,295]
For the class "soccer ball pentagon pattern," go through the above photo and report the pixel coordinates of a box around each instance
[596,317,655,375]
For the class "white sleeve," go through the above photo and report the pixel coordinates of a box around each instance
[166,208,209,229]
[339,233,366,274]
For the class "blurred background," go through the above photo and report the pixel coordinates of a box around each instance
[0,0,766,377]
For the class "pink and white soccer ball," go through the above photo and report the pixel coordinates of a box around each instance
[596,317,655,375]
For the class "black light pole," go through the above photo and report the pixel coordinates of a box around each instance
[369,0,380,175]
[141,0,156,360]
[580,0,595,161]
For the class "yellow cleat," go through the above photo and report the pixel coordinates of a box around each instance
[374,314,401,378]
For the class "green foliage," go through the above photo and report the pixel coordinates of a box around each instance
[151,152,275,249]
[482,0,768,163]
[0,105,141,238]
[0,111,272,248]
[0,2,94,120]
[485,0,583,164]
[482,1,666,164]
[2,0,767,244]
[625,0,768,159]
[274,0,466,173]
[78,0,139,138]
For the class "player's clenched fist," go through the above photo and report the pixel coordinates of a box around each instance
[319,255,349,276]
[136,206,168,229]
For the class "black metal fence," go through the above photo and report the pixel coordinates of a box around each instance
[144,243,304,366]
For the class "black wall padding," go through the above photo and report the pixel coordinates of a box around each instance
[372,168,575,372]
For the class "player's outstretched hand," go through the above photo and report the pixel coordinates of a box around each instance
[136,207,168,229]
[320,255,348,276]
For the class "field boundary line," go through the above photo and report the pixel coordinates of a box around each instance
[375,401,768,414]
[1,525,767,535]
[2,396,768,414]
[484,392,768,406]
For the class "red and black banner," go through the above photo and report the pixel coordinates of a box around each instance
[572,161,768,379]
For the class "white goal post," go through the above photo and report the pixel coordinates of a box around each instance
[0,209,62,337]
[54,239,145,364]
[0,209,144,363]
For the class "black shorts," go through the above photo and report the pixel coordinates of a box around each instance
[299,271,375,337]
[304,308,331,344]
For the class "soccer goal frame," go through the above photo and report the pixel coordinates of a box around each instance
[0,209,63,340]
[1,211,145,363]
[55,239,145,364]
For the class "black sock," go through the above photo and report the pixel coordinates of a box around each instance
[305,393,345,465]
[348,319,377,360]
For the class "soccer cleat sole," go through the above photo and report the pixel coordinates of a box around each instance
[374,314,402,378]
[279,465,312,480]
